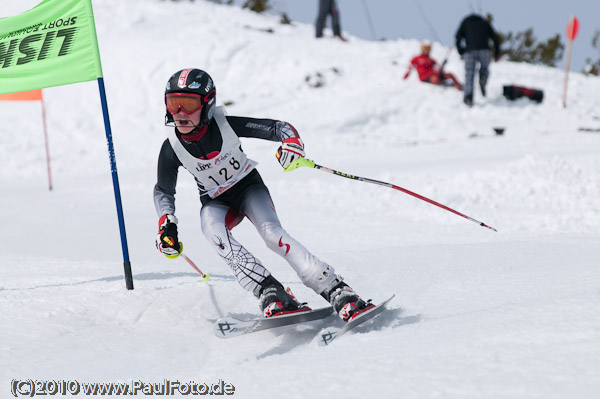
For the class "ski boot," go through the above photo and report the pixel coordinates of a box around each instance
[479,79,487,97]
[255,275,310,318]
[321,278,374,322]
[463,93,473,107]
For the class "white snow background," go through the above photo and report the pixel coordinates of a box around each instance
[1,0,600,398]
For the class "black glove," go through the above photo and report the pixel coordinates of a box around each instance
[155,214,182,258]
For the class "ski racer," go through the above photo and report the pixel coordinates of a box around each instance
[154,68,373,322]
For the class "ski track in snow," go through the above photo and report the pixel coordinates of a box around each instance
[1,1,600,398]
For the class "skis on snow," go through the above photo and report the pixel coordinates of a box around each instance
[317,295,395,347]
[214,306,334,339]
[213,295,395,344]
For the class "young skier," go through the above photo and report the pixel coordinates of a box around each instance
[404,40,462,90]
[154,68,373,322]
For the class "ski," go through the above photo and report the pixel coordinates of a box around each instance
[317,295,395,347]
[214,306,334,339]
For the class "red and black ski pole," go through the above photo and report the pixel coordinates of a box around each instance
[285,158,497,232]
[181,253,210,281]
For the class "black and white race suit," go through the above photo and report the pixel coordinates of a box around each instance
[154,107,338,296]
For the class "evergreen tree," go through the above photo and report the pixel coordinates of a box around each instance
[488,13,564,68]
[497,28,564,67]
[242,0,270,13]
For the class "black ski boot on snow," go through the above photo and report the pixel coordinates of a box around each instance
[321,278,374,322]
[464,93,473,107]
[255,275,310,317]
[479,78,487,97]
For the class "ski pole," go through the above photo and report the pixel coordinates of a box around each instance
[361,0,377,40]
[181,253,210,281]
[284,158,497,232]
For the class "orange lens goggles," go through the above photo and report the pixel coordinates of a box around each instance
[165,93,203,115]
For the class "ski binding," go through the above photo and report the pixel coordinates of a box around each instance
[317,294,395,346]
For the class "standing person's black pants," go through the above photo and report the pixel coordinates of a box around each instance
[315,0,342,38]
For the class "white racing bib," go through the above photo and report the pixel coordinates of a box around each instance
[167,106,257,198]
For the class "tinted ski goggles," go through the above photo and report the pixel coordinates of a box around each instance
[165,93,204,115]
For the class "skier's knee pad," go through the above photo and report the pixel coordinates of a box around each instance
[200,216,218,239]
[200,205,224,233]
[257,222,286,250]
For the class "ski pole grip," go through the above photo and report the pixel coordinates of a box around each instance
[284,157,315,173]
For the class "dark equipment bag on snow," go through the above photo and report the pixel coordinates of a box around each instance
[503,85,544,103]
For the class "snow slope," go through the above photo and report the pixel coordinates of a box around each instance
[1,1,599,398]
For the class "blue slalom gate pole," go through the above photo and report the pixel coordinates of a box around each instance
[97,77,134,290]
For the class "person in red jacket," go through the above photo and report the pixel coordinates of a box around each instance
[404,41,462,90]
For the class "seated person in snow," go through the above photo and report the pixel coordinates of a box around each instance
[403,41,462,90]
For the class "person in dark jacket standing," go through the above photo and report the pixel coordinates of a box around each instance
[455,14,500,106]
[315,0,346,41]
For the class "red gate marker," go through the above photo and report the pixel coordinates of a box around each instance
[566,16,579,41]
[563,16,579,108]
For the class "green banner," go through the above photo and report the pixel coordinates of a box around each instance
[0,0,102,95]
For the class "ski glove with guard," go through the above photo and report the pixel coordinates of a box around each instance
[276,137,305,170]
[155,214,182,258]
